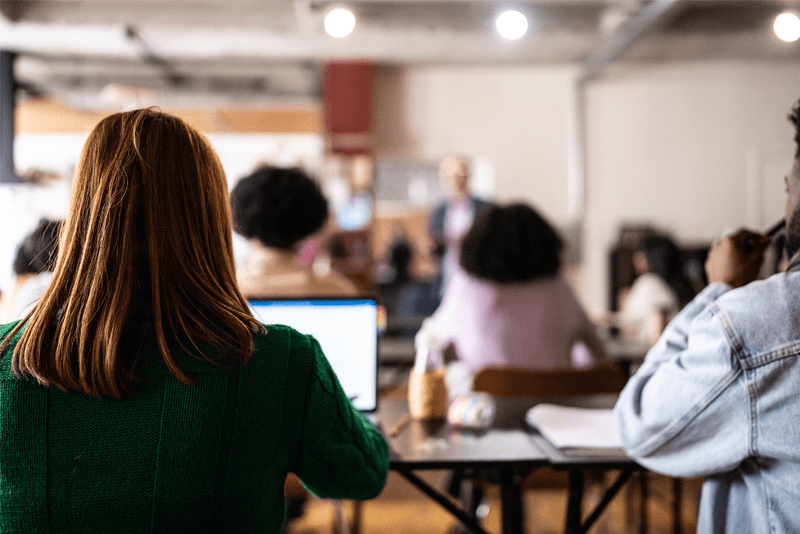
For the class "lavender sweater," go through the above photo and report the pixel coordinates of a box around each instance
[429,271,597,375]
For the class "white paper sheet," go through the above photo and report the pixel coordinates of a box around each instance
[525,404,622,449]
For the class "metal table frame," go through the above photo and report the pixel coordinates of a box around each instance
[381,397,644,534]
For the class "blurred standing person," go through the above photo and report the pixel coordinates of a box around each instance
[230,165,357,298]
[428,155,490,296]
[0,219,62,323]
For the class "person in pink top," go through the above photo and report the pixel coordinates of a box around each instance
[425,202,607,390]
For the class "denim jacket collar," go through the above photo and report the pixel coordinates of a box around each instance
[786,250,800,275]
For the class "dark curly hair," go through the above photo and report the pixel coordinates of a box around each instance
[230,166,329,250]
[459,203,562,284]
[791,101,800,160]
[637,234,696,306]
[13,218,62,275]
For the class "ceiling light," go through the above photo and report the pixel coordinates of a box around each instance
[496,10,528,40]
[325,8,356,38]
[774,12,800,43]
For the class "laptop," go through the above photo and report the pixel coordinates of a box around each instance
[247,297,379,415]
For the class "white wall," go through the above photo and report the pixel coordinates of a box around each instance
[582,61,800,313]
[373,64,579,223]
[373,60,800,314]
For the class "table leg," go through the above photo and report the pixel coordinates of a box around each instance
[499,469,523,534]
[672,477,682,534]
[564,470,584,534]
[580,471,633,533]
[352,500,362,534]
[619,359,632,378]
[333,500,348,534]
[394,468,490,534]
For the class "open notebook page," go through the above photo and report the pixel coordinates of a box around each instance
[525,404,622,449]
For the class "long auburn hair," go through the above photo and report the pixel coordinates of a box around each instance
[1,108,263,399]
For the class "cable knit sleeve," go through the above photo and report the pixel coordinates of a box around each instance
[292,334,389,500]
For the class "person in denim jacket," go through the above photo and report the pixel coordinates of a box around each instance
[614,99,800,534]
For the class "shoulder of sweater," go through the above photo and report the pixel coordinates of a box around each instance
[0,320,22,340]
[252,324,322,365]
[0,320,23,377]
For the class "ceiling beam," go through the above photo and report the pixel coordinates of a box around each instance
[124,25,187,87]
[580,0,683,82]
[567,0,682,224]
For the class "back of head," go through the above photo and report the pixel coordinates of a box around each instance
[638,233,695,305]
[459,202,563,284]
[638,234,682,281]
[7,108,262,399]
[388,238,413,281]
[230,165,328,250]
[13,219,63,276]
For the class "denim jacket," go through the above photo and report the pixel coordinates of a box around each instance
[614,267,800,534]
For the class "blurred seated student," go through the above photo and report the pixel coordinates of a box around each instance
[617,233,696,345]
[230,165,358,298]
[422,202,607,395]
[376,236,440,323]
[0,218,62,323]
[0,108,388,533]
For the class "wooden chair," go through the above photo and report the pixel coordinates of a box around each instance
[472,363,629,398]
[474,362,628,493]
[452,363,631,532]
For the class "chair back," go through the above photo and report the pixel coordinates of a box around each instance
[472,363,628,398]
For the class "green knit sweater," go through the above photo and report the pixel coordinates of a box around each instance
[0,321,388,533]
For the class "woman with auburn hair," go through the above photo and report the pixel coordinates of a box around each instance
[0,108,387,533]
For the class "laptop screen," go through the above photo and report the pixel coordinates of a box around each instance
[247,298,378,412]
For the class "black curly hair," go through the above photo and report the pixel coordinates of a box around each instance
[637,234,696,306]
[13,218,62,275]
[459,202,562,284]
[790,101,800,160]
[230,166,329,250]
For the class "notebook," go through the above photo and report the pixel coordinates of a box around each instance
[248,297,379,413]
[525,404,625,457]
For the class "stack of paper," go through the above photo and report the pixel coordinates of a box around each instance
[525,404,622,450]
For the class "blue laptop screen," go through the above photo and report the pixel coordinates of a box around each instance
[247,298,378,412]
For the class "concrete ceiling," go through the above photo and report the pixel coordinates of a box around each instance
[1,0,800,107]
